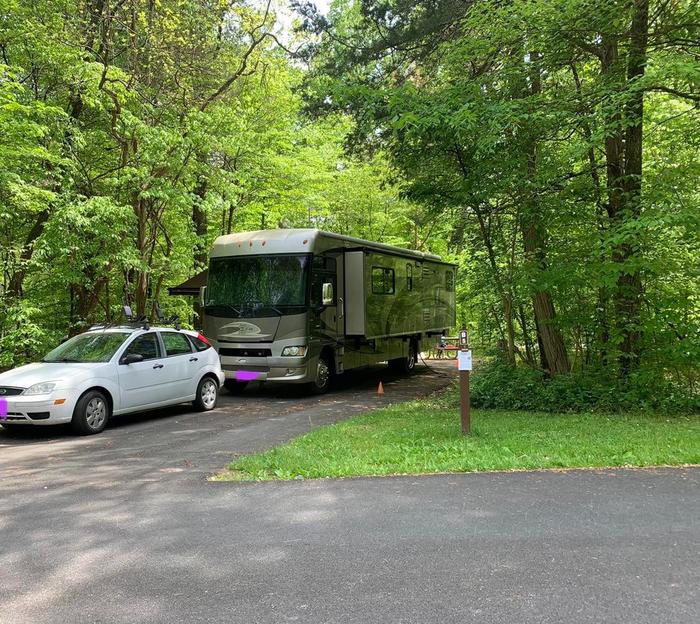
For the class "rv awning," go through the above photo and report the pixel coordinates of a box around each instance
[168,270,207,296]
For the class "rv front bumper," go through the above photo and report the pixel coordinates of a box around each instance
[220,356,315,384]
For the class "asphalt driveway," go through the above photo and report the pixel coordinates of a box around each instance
[1,361,697,624]
[0,362,456,489]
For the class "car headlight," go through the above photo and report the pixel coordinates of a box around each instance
[23,382,57,396]
[281,346,308,357]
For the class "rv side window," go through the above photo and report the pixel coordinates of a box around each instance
[372,267,395,295]
[446,270,454,292]
[406,264,413,291]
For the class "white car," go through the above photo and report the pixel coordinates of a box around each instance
[0,326,225,435]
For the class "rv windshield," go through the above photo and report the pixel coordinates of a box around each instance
[205,254,310,317]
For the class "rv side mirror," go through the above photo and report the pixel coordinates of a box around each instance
[322,282,334,306]
[199,285,207,307]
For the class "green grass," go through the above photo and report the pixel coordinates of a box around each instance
[215,385,700,481]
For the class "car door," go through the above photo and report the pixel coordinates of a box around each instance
[117,332,169,409]
[159,331,197,399]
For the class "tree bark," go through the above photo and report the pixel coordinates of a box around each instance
[520,51,570,375]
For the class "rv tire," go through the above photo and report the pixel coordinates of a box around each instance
[389,341,417,374]
[309,354,333,394]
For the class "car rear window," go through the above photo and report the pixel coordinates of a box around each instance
[161,332,192,356]
[188,335,211,352]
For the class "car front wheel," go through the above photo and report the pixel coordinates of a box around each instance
[72,390,110,435]
[194,376,219,411]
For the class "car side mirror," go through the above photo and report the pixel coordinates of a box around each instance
[121,353,144,365]
[199,285,207,307]
[322,282,333,306]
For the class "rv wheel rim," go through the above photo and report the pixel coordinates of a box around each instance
[408,348,416,369]
[317,360,330,388]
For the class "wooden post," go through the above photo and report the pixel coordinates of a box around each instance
[458,328,471,435]
[460,368,470,435]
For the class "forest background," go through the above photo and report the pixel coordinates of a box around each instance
[1,0,698,412]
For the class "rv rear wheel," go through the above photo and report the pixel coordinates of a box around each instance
[389,342,417,374]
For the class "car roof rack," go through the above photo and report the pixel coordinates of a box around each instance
[88,303,181,332]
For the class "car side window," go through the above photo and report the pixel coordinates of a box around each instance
[123,333,161,361]
[161,332,193,356]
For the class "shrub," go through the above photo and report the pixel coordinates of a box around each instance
[470,359,699,414]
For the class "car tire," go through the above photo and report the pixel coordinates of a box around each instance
[224,379,248,394]
[388,341,417,374]
[71,390,110,435]
[194,376,219,411]
[309,354,333,395]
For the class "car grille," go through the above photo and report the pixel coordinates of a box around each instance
[0,387,24,396]
[219,348,272,358]
[222,365,269,372]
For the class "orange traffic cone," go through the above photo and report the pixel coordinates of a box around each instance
[377,381,385,396]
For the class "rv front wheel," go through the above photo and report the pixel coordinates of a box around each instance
[310,355,332,394]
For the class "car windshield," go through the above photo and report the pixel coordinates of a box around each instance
[42,332,131,363]
[206,254,310,317]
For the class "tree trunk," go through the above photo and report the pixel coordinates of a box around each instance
[520,52,570,375]
[133,197,149,316]
[615,0,648,374]
[599,2,648,375]
[521,215,570,375]
[193,177,208,269]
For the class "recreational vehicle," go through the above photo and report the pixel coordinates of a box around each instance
[201,229,456,393]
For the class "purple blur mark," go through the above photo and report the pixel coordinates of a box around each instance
[0,398,7,420]
[234,371,260,382]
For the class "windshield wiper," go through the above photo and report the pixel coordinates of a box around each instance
[204,303,241,316]
[244,302,284,316]
[42,357,80,363]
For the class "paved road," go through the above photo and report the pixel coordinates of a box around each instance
[1,364,698,624]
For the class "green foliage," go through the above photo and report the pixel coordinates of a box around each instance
[1,0,697,423]
[471,359,700,414]
[300,0,700,393]
[0,0,426,368]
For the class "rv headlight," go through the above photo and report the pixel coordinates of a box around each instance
[281,346,307,357]
[23,382,57,396]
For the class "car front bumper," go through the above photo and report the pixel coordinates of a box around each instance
[0,394,76,426]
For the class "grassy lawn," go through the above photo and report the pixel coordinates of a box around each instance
[215,385,700,481]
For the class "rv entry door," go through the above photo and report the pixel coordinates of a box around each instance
[311,254,344,340]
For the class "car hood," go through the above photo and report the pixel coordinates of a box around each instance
[0,362,110,390]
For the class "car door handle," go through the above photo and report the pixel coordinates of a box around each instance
[153,364,164,369]
[189,357,198,362]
